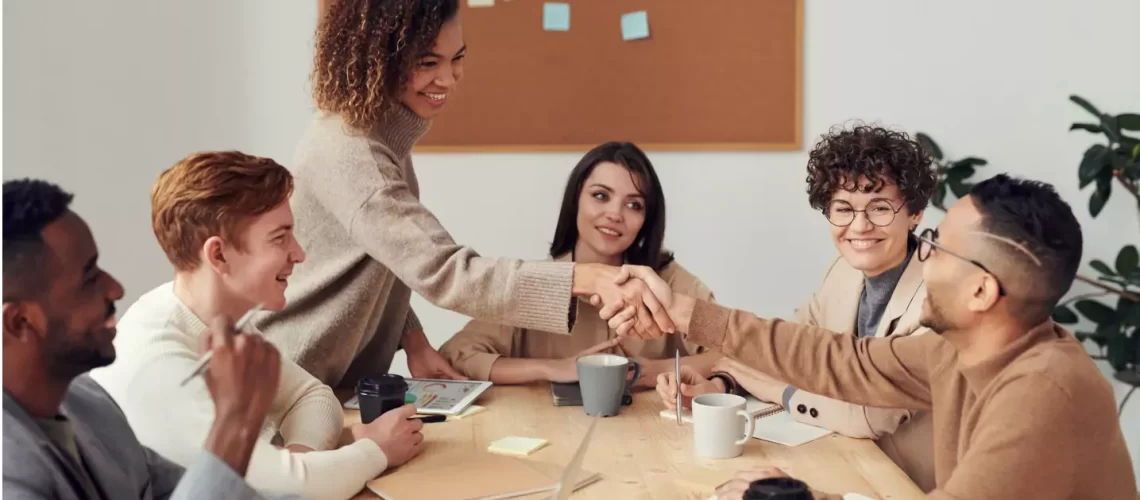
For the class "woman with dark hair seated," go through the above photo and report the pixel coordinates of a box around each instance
[440,142,719,389]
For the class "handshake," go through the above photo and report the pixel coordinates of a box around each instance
[577,263,684,339]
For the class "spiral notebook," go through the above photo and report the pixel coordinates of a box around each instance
[659,396,831,447]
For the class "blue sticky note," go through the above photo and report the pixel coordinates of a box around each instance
[621,11,650,41]
[543,3,570,32]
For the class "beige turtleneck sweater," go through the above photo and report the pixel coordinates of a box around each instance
[257,104,575,388]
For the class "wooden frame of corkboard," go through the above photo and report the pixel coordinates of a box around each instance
[415,0,803,153]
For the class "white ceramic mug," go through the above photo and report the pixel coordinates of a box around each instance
[692,393,755,459]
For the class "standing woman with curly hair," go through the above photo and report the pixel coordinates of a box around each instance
[656,124,941,492]
[258,0,672,391]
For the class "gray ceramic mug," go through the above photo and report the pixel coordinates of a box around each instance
[576,353,641,417]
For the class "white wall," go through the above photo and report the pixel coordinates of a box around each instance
[5,0,1138,482]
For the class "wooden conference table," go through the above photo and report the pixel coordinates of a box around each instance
[342,385,923,499]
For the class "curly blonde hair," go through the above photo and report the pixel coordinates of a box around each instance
[312,0,459,131]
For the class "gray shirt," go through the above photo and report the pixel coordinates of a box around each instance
[856,239,917,338]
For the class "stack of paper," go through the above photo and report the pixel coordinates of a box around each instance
[750,411,832,447]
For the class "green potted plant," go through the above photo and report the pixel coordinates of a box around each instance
[915,132,988,211]
[1049,95,1140,414]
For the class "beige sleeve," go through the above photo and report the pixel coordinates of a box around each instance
[783,325,934,438]
[439,320,521,381]
[685,300,936,411]
[295,141,574,334]
[274,358,343,451]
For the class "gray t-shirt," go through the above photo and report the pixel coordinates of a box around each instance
[35,415,105,500]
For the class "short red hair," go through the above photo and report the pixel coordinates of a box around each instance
[151,151,293,271]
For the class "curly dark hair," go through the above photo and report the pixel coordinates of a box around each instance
[805,124,937,215]
[312,0,460,131]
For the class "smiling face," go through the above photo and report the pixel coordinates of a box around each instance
[828,177,922,276]
[400,16,465,120]
[207,202,305,312]
[34,212,124,378]
[573,162,648,266]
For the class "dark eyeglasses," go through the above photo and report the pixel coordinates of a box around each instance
[917,228,1005,296]
[825,199,904,227]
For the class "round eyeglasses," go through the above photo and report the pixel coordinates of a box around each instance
[825,199,903,227]
[917,227,1006,296]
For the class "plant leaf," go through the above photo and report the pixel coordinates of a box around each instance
[1079,145,1109,188]
[947,165,976,180]
[1116,245,1139,275]
[1118,113,1140,131]
[1105,332,1135,372]
[916,133,943,160]
[953,157,988,168]
[1069,95,1102,118]
[948,178,973,198]
[1052,304,1080,324]
[931,182,947,211]
[1076,331,1109,348]
[1101,115,1123,143]
[1090,188,1111,217]
[1125,299,1140,328]
[1070,122,1104,134]
[1117,296,1140,327]
[1075,299,1118,325]
[1090,259,1118,276]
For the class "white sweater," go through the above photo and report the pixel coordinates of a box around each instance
[90,282,388,500]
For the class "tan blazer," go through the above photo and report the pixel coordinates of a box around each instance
[786,251,936,492]
[441,256,713,380]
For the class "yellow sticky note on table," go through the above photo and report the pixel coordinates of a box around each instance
[448,405,486,420]
[488,436,549,456]
[468,0,494,7]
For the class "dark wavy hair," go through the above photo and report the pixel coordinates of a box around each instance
[969,174,1082,323]
[312,0,460,131]
[3,179,74,301]
[805,124,937,215]
[549,142,674,270]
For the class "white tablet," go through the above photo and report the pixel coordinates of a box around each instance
[343,378,493,416]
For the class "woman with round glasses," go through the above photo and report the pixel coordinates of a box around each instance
[656,124,940,492]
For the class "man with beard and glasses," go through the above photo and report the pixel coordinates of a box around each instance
[608,175,1135,499]
[3,179,298,500]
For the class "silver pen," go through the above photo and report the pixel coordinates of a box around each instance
[675,349,683,425]
[178,303,264,386]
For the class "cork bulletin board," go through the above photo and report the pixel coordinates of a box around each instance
[417,0,803,152]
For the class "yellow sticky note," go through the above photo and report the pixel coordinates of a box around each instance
[488,436,549,456]
[448,405,486,420]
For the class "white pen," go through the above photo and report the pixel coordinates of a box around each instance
[178,303,264,386]
[675,349,683,425]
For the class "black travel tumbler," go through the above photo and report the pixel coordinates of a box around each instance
[742,477,813,500]
[356,374,409,424]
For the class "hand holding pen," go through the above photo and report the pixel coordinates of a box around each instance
[180,304,264,386]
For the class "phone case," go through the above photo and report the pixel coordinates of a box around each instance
[550,382,633,407]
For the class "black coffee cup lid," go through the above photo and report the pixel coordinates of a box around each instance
[357,374,408,393]
[744,478,812,500]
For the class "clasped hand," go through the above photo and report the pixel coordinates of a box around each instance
[589,265,676,340]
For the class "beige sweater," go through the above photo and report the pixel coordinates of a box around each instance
[90,283,388,500]
[440,257,712,380]
[685,300,1136,499]
[258,104,575,388]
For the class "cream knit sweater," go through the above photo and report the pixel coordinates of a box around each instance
[90,283,388,500]
[257,104,575,388]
